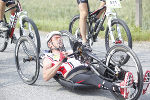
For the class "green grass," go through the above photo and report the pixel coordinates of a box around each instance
[18,0,150,41]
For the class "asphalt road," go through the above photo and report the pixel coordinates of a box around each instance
[0,31,150,100]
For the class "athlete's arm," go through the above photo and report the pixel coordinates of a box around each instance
[43,57,63,81]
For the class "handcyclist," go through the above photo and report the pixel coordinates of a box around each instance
[42,31,137,98]
[0,0,17,42]
[77,0,106,49]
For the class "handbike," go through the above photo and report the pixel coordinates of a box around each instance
[0,0,41,53]
[15,31,143,100]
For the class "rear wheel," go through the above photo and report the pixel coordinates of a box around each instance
[15,36,40,85]
[69,15,92,46]
[106,44,143,100]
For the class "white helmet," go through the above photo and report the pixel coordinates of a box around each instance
[46,31,62,44]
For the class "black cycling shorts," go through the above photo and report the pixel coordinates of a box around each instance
[2,0,15,7]
[77,0,106,4]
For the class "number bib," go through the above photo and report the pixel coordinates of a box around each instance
[106,0,122,8]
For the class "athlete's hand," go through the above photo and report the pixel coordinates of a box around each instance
[59,52,68,62]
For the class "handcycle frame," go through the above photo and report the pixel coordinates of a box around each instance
[15,30,143,100]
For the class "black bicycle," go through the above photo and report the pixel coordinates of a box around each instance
[69,0,132,51]
[0,0,41,53]
[15,30,143,100]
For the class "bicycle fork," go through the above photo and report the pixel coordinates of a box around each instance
[107,17,123,44]
[108,17,115,43]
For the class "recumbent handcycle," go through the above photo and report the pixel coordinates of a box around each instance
[15,30,144,100]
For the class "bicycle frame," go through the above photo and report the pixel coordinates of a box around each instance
[3,0,28,38]
[87,2,122,44]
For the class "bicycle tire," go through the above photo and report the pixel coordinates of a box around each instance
[69,15,80,34]
[69,15,90,41]
[106,44,143,100]
[15,36,40,85]
[0,31,8,52]
[20,17,41,53]
[105,18,132,50]
[105,19,132,64]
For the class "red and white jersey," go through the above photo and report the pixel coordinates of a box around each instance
[45,53,84,76]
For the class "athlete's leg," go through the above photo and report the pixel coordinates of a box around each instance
[0,0,6,21]
[0,0,8,31]
[70,71,116,91]
[7,0,16,15]
[77,0,88,44]
[96,1,106,18]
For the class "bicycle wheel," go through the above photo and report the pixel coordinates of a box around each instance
[106,44,143,100]
[0,30,8,52]
[105,19,132,50]
[20,17,41,53]
[69,15,92,45]
[15,36,40,85]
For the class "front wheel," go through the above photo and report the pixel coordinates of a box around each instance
[105,19,132,64]
[20,17,41,53]
[105,19,132,50]
[106,44,143,100]
[15,36,40,85]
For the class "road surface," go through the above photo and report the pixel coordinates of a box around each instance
[0,31,150,100]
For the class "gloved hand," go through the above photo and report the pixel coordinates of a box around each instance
[59,52,67,62]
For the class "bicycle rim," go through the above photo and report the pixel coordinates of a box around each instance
[20,17,41,53]
[105,19,132,51]
[106,45,143,100]
[15,36,40,85]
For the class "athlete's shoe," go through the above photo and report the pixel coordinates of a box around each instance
[143,70,150,95]
[120,72,134,99]
[82,42,92,51]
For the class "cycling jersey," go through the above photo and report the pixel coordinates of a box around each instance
[46,53,85,76]
[2,0,15,7]
[77,0,106,4]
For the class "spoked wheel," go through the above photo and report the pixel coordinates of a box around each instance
[105,19,132,64]
[106,44,143,100]
[15,36,40,85]
[69,15,93,46]
[69,15,81,37]
[0,30,8,52]
[20,17,41,53]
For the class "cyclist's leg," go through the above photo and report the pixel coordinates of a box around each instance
[77,0,88,44]
[96,0,106,18]
[0,0,8,30]
[7,0,17,43]
[6,0,16,15]
[0,0,7,21]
